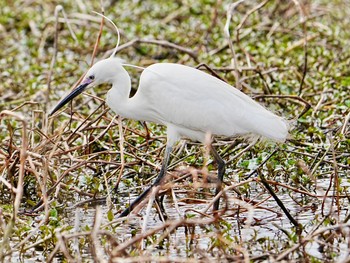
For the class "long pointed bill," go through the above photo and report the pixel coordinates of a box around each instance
[49,80,91,116]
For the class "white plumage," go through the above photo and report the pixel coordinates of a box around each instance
[50,57,289,217]
[99,59,289,143]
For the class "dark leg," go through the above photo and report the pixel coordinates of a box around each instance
[118,146,172,218]
[210,145,226,212]
[155,195,168,221]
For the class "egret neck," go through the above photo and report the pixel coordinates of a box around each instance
[106,66,132,118]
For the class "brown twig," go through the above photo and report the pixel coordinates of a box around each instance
[114,116,125,191]
[253,94,311,119]
[45,6,61,113]
[245,149,277,179]
[111,217,218,257]
[236,0,270,68]
[329,135,340,220]
[46,5,78,113]
[91,9,105,66]
[276,222,350,261]
[104,38,198,61]
[224,1,245,90]
[196,63,227,82]
[290,0,308,96]
[0,110,28,260]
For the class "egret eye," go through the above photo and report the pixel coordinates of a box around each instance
[88,75,95,80]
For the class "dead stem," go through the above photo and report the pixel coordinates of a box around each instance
[224,1,244,90]
[104,38,198,61]
[0,110,28,260]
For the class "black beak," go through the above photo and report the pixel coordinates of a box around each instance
[49,82,89,116]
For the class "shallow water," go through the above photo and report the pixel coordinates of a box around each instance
[57,176,350,261]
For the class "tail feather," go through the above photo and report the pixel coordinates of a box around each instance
[252,113,289,142]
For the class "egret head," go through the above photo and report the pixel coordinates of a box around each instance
[49,58,123,116]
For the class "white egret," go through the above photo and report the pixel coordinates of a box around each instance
[50,57,289,217]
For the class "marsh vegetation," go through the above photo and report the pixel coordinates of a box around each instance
[0,0,349,262]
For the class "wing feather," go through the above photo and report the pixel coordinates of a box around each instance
[135,63,288,142]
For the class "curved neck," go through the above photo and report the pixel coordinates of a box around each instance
[113,66,132,100]
[106,66,132,116]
